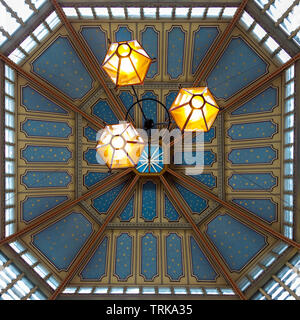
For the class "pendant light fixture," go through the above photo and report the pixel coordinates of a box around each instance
[169,87,220,132]
[98,41,220,170]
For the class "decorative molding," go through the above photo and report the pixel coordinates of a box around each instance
[80,87,104,112]
[195,203,221,225]
[79,200,103,225]
[76,114,83,197]
[107,222,192,229]
[217,113,225,200]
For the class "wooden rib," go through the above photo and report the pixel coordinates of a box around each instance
[167,168,300,250]
[193,0,249,86]
[160,175,247,300]
[50,174,140,300]
[51,0,127,119]
[0,52,105,129]
[0,169,133,246]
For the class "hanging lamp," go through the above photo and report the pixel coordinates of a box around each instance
[169,87,220,132]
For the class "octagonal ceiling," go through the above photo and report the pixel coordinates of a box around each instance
[0,0,300,301]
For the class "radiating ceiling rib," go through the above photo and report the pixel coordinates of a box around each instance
[49,175,140,300]
[0,169,133,247]
[0,51,106,129]
[167,168,300,251]
[160,175,246,300]
[193,0,249,86]
[220,49,300,114]
[51,0,128,120]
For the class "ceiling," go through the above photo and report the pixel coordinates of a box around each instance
[0,0,300,300]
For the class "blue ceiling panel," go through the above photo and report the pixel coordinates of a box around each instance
[228,173,277,191]
[190,236,218,281]
[83,171,111,188]
[192,26,219,74]
[119,91,135,120]
[32,212,93,271]
[231,86,278,115]
[22,171,72,188]
[232,198,277,223]
[80,237,108,280]
[141,233,158,281]
[114,233,133,280]
[190,173,217,189]
[142,91,158,124]
[83,126,98,142]
[141,26,158,78]
[22,145,72,163]
[32,36,93,100]
[21,119,72,139]
[206,37,268,100]
[227,121,277,140]
[228,146,277,165]
[92,99,118,124]
[80,26,107,65]
[166,233,184,281]
[84,148,105,165]
[115,26,132,42]
[193,127,216,144]
[21,86,68,114]
[167,26,185,79]
[206,213,267,271]
[92,182,127,214]
[141,181,157,221]
[22,195,68,222]
[175,150,216,166]
[119,195,135,221]
[175,183,208,214]
[164,194,180,222]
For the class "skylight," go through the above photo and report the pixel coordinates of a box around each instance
[0,0,48,46]
[111,7,126,19]
[190,7,205,18]
[254,0,300,46]
[78,7,94,19]
[143,7,156,19]
[127,7,140,19]
[159,7,172,18]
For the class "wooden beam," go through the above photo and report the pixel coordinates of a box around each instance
[0,52,105,130]
[0,169,133,246]
[221,51,300,114]
[167,168,300,250]
[50,174,140,300]
[193,0,249,86]
[160,175,247,300]
[51,0,127,119]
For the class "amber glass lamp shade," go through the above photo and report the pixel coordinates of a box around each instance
[101,40,153,87]
[96,122,145,169]
[169,87,220,132]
